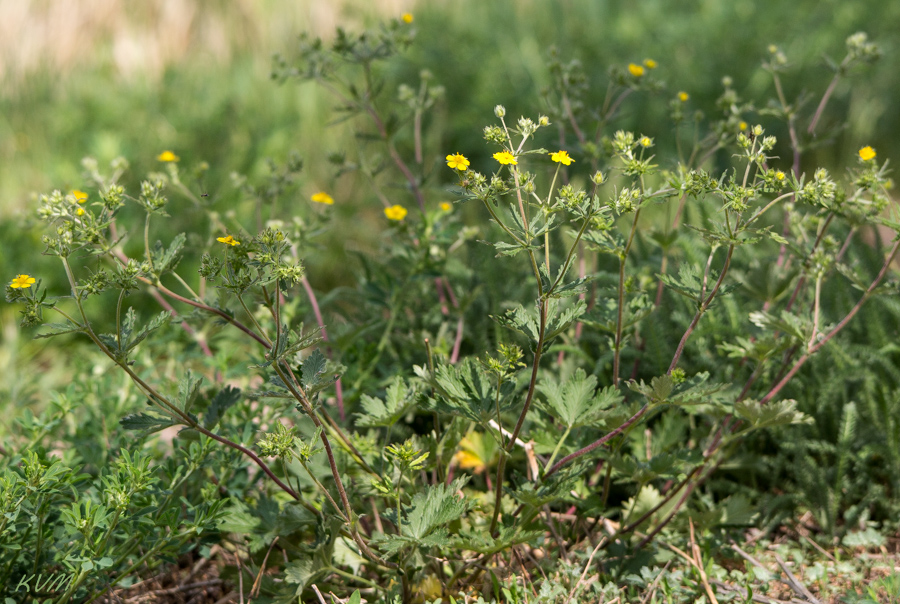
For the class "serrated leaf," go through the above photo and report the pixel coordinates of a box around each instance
[356,377,416,427]
[151,233,186,274]
[404,477,469,540]
[544,299,588,341]
[426,358,517,424]
[536,368,622,428]
[734,398,812,430]
[204,386,242,429]
[120,413,177,434]
[749,310,807,341]
[35,321,84,339]
[301,349,328,391]
[177,371,203,414]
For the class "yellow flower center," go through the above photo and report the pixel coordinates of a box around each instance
[493,151,517,165]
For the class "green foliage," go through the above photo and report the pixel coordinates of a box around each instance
[3,6,900,604]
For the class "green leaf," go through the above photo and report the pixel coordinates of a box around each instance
[301,349,335,397]
[34,321,84,339]
[119,413,177,434]
[177,371,203,414]
[734,398,812,430]
[151,233,186,275]
[426,359,517,424]
[628,372,727,407]
[348,591,361,604]
[536,368,621,428]
[404,477,469,540]
[749,310,808,341]
[356,377,416,427]
[204,386,242,429]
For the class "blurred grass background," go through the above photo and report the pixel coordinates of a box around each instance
[2,0,899,406]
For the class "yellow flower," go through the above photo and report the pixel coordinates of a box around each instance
[738,121,748,131]
[311,191,334,205]
[643,58,658,69]
[549,150,575,165]
[157,150,179,162]
[71,190,88,203]
[440,202,452,212]
[859,146,877,161]
[401,13,413,23]
[493,151,517,165]
[9,274,36,289]
[217,235,240,246]
[628,63,645,77]
[775,170,786,181]
[76,207,85,216]
[384,205,408,221]
[677,91,689,102]
[639,136,652,148]
[446,153,470,171]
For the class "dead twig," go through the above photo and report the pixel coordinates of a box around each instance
[774,554,822,604]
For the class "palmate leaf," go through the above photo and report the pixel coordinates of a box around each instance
[425,358,518,424]
[749,310,808,342]
[356,376,416,428]
[734,398,812,430]
[373,478,470,556]
[628,372,728,407]
[454,526,544,554]
[404,477,469,540]
[536,368,622,428]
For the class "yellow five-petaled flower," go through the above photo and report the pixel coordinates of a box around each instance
[643,59,657,69]
[493,151,517,165]
[9,274,36,289]
[401,13,413,23]
[440,202,452,212]
[859,146,877,161]
[311,192,335,205]
[384,205,408,221]
[446,153,470,171]
[775,170,786,181]
[677,91,689,102]
[549,150,575,166]
[217,235,240,246]
[72,190,88,203]
[157,150,179,162]
[639,136,652,148]
[628,63,644,77]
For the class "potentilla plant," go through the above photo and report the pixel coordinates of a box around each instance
[5,17,896,604]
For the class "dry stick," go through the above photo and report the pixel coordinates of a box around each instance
[123,580,224,604]
[563,537,607,604]
[774,554,823,604]
[638,560,673,604]
[689,518,720,604]
[249,537,279,599]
